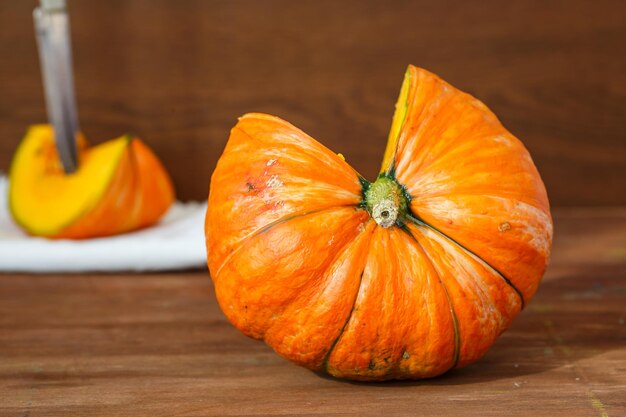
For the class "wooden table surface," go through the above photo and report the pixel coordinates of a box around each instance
[1,208,625,416]
[0,208,626,417]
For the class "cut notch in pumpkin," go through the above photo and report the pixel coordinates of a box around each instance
[380,67,411,174]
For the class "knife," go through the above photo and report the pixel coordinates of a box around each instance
[33,0,79,174]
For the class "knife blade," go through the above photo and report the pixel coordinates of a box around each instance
[33,0,79,174]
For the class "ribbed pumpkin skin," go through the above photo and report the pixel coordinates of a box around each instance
[206,66,553,381]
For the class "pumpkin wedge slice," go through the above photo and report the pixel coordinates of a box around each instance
[9,124,174,239]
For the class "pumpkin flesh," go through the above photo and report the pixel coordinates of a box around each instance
[206,65,553,380]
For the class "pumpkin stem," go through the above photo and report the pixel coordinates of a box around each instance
[365,175,409,228]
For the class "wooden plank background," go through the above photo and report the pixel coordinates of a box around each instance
[0,0,624,205]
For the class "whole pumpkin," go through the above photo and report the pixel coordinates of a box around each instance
[206,65,553,381]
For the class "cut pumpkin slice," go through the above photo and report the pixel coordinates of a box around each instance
[9,124,175,239]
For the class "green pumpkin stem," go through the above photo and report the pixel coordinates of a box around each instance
[365,175,409,228]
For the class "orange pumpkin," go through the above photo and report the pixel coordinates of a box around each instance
[9,125,175,239]
[206,65,553,380]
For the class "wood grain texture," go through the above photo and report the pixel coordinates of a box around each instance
[0,0,624,205]
[0,209,625,416]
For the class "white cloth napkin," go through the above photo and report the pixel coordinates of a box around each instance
[0,176,207,272]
